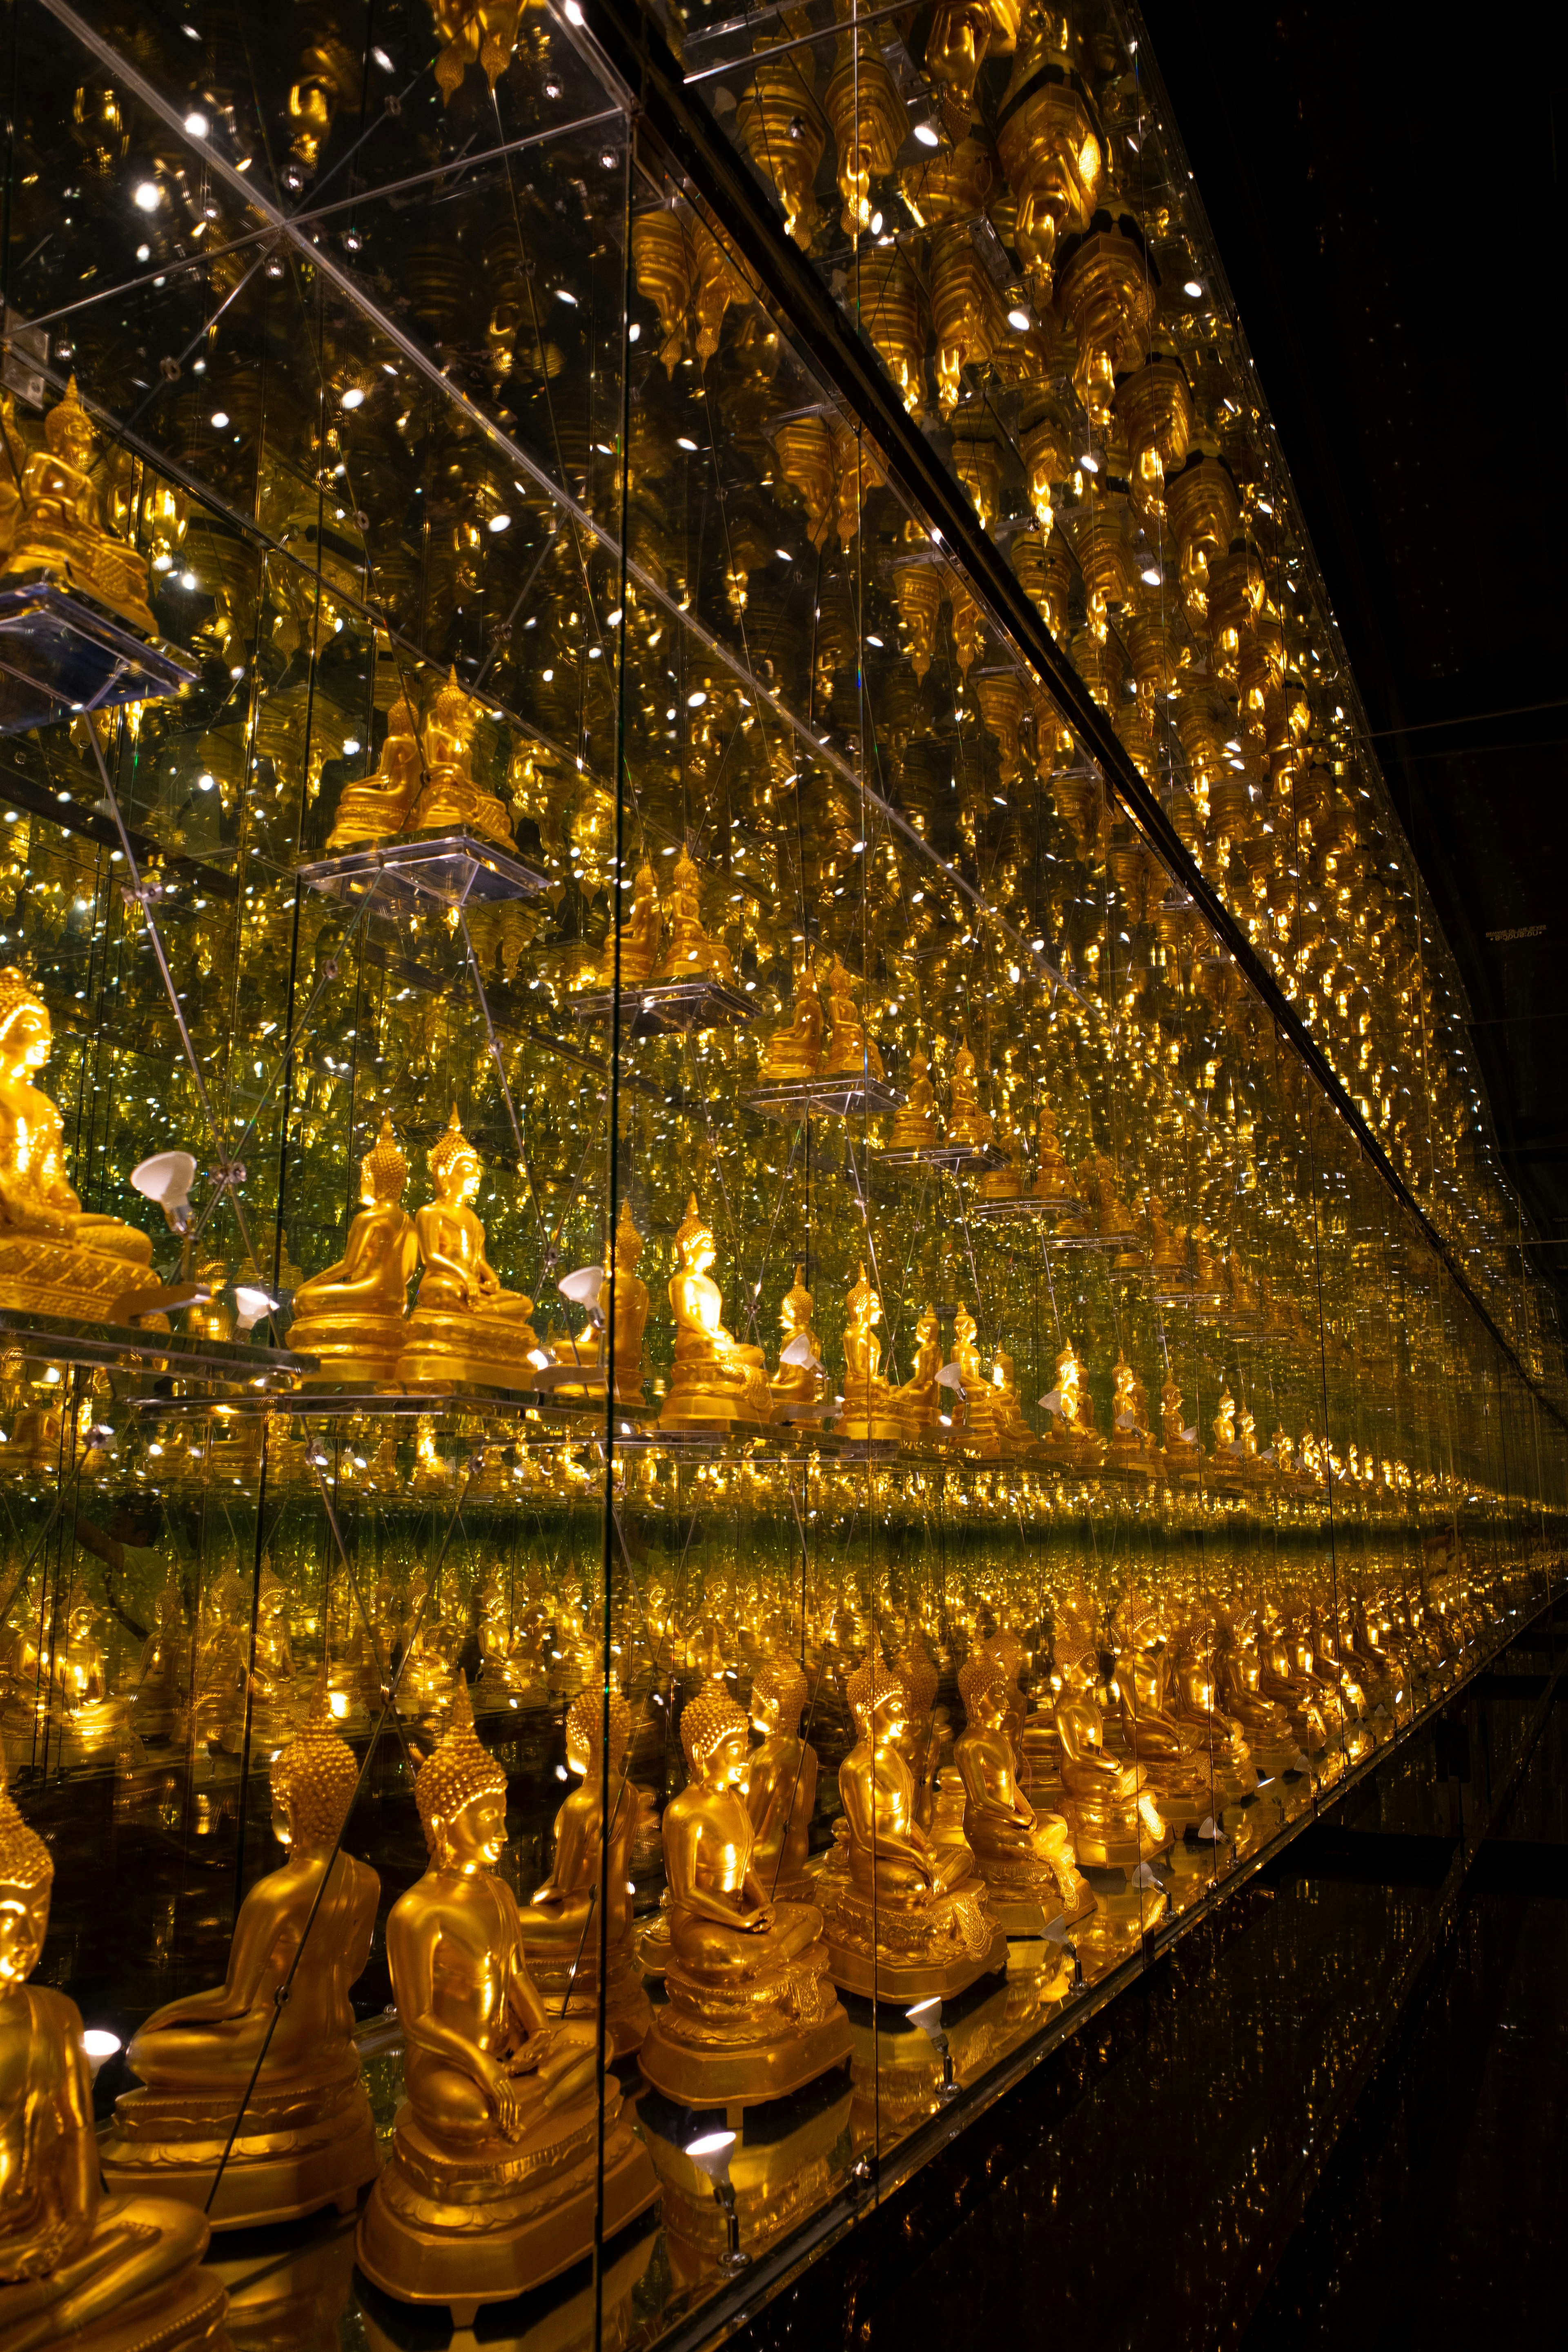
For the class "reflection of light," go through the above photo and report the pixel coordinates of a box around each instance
[329,1692,348,1719]
[134,181,160,211]
[488,512,511,532]
[341,388,365,410]
[913,121,939,147]
[1007,307,1030,332]
[83,2029,120,2058]
[210,410,229,428]
[185,111,209,137]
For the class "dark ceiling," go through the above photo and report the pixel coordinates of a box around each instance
[1144,0,1568,1291]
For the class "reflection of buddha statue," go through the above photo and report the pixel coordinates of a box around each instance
[1214,1614,1298,1777]
[357,1683,657,2318]
[756,965,823,1081]
[192,1569,249,1752]
[0,376,158,635]
[326,690,425,849]
[888,1046,936,1147]
[652,849,736,985]
[819,956,884,1081]
[0,1745,228,2347]
[48,1588,140,1771]
[1168,1624,1256,1803]
[597,857,660,989]
[1107,1351,1152,1461]
[947,1041,993,1147]
[1032,1102,1080,1207]
[104,1679,380,2226]
[658,1194,771,1431]
[989,1348,1037,1457]
[1160,1376,1199,1464]
[955,1664,1091,1927]
[1107,1594,1212,1830]
[399,1108,543,1387]
[1045,1338,1105,1468]
[952,1302,1001,1460]
[0,968,160,1323]
[1254,1604,1330,1756]
[817,1657,1005,2001]
[638,1686,849,2106]
[894,1304,944,1441]
[287,1115,418,1383]
[604,1198,650,1405]
[523,1687,651,2060]
[472,1565,531,1715]
[746,1655,819,1901]
[832,1265,904,1442]
[244,1561,301,1754]
[130,1566,189,1744]
[976,1105,1024,1200]
[408,668,514,848]
[769,1265,823,1413]
[1051,1605,1169,1870]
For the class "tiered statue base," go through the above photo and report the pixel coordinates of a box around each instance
[657,1364,771,1434]
[284,1312,406,1386]
[397,1310,539,1390]
[20,2262,232,2352]
[1061,1802,1172,1872]
[521,1939,653,2063]
[101,2068,379,2228]
[355,2087,657,2325]
[971,1825,1097,1932]
[0,1234,162,1325]
[814,1847,1007,2002]
[638,1915,851,2108]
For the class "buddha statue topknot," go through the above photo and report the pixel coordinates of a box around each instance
[102,1675,380,2226]
[0,969,161,1324]
[0,1740,229,2351]
[357,1679,656,2323]
[286,1114,418,1382]
[637,1684,849,2107]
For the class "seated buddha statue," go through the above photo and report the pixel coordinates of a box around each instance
[1044,1338,1105,1468]
[756,964,824,1082]
[1213,1613,1299,1777]
[130,1566,190,1745]
[1107,1352,1153,1465]
[1106,1593,1212,1829]
[815,1656,1006,2002]
[769,1264,824,1416]
[1051,1623,1169,1872]
[603,1198,650,1405]
[103,1678,379,2227]
[325,690,425,850]
[472,1564,532,1715]
[399,1108,543,1387]
[0,968,161,1324]
[1160,1376,1200,1468]
[955,1661,1092,1927]
[887,1045,937,1148]
[745,1654,819,1901]
[523,1686,650,2060]
[894,1304,944,1442]
[1145,1194,1191,1294]
[831,1265,905,1442]
[48,1586,140,1771]
[1253,1603,1329,1757]
[651,848,736,987]
[407,668,515,849]
[1167,1620,1256,1803]
[1032,1102,1081,1209]
[0,376,158,636]
[0,1746,229,2350]
[243,1560,302,1755]
[357,1682,657,2319]
[989,1348,1038,1457]
[638,1685,849,2107]
[596,857,660,990]
[658,1194,771,1432]
[190,1568,249,1753]
[818,955,884,1082]
[286,1114,418,1383]
[946,1040,993,1148]
[951,1302,1002,1460]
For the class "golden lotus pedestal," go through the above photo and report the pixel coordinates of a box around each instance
[100,2063,379,2229]
[284,1311,406,1387]
[0,1234,165,1327]
[355,2085,657,2329]
[638,1915,851,2109]
[357,2210,659,2352]
[396,1310,541,1390]
[58,2265,229,2352]
[813,1844,1008,2003]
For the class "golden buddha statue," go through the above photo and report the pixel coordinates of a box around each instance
[888,1045,937,1147]
[325,689,425,850]
[1081,1151,1138,1245]
[946,1040,993,1147]
[1254,1602,1330,1757]
[1160,1376,1199,1466]
[472,1564,532,1715]
[47,1586,139,1771]
[832,1264,904,1442]
[818,955,884,1081]
[0,376,158,636]
[357,1682,656,2320]
[604,1197,650,1404]
[989,1347,1038,1457]
[597,857,660,989]
[951,1301,1002,1459]
[1107,1350,1152,1463]
[406,668,514,849]
[0,969,161,1324]
[816,1656,1005,2002]
[756,964,824,1082]
[638,1686,849,2107]
[1032,1102,1080,1207]
[286,1114,418,1383]
[398,1108,543,1387]
[746,1654,819,1901]
[1214,1613,1300,1777]
[651,848,736,986]
[191,1569,249,1753]
[1044,1337,1104,1468]
[658,1194,771,1432]
[130,1566,189,1745]
[0,1745,228,2349]
[976,1105,1025,1200]
[955,1661,1092,1929]
[103,1679,379,2227]
[769,1264,824,1414]
[1051,1612,1169,1871]
[523,1686,650,2060]
[1107,1593,1212,1830]
[243,1560,301,1754]
[1167,1622,1256,1803]
[894,1304,944,1442]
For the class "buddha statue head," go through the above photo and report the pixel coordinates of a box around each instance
[846,1265,882,1334]
[610,1196,644,1274]
[563,1683,633,1781]
[957,1656,1009,1732]
[271,1673,359,1855]
[359,1113,407,1209]
[0,967,51,1085]
[845,1653,909,1744]
[0,1740,51,1984]
[780,1266,814,1338]
[678,1685,750,1786]
[430,1106,483,1209]
[673,1194,717,1278]
[45,376,96,474]
[749,1655,808,1741]
[415,1677,509,1868]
